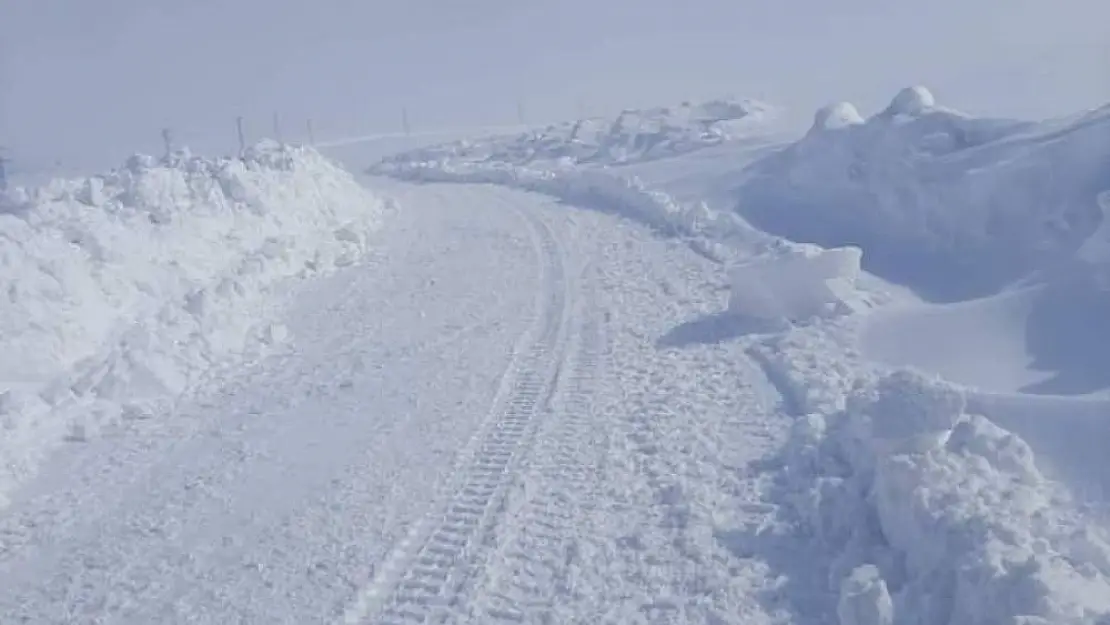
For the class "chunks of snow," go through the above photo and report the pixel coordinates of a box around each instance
[0,140,386,501]
[726,244,863,321]
[837,564,894,625]
[770,366,1110,625]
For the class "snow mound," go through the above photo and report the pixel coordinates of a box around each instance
[736,87,1110,301]
[0,141,386,499]
[775,369,1110,625]
[813,102,865,132]
[377,97,777,170]
[881,86,936,118]
[727,244,863,322]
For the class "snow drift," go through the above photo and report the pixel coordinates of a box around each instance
[0,141,386,502]
[377,97,777,170]
[735,86,1110,301]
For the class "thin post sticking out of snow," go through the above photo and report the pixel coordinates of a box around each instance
[401,106,411,136]
[236,116,246,156]
[516,100,525,125]
[306,118,316,146]
[161,128,173,160]
[0,149,8,191]
[273,113,284,146]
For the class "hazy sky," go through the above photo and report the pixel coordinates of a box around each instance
[2,0,1108,172]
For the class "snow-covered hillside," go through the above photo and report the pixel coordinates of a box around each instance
[377,97,777,170]
[735,86,1110,302]
[0,141,386,502]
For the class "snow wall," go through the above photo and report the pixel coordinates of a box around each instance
[0,141,387,504]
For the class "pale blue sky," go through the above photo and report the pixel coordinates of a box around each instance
[2,0,1108,172]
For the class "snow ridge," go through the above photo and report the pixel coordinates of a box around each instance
[0,141,387,504]
[736,87,1110,300]
[377,98,776,169]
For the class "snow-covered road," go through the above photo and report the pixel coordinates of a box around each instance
[0,181,797,624]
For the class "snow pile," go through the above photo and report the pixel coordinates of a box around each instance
[735,86,1110,301]
[0,141,386,499]
[377,98,777,170]
[775,370,1110,625]
[727,244,863,322]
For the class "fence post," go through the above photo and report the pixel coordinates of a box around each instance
[306,118,316,146]
[161,128,174,159]
[0,149,8,192]
[517,100,525,125]
[402,106,411,136]
[273,112,284,146]
[236,116,246,156]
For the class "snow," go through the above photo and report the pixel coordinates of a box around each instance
[0,140,386,502]
[727,244,863,322]
[2,82,1110,625]
[372,157,770,264]
[735,86,1110,302]
[813,102,865,132]
[376,97,778,170]
[881,86,937,118]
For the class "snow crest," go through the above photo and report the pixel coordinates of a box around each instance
[0,141,386,499]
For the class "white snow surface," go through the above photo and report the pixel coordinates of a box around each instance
[0,141,386,503]
[377,97,777,169]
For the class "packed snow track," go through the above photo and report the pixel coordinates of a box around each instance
[0,179,795,624]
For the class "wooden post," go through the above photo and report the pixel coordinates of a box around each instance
[401,106,411,136]
[161,128,173,159]
[236,116,246,155]
[0,149,8,191]
[306,118,316,146]
[273,112,283,145]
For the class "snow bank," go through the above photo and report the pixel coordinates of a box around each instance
[0,141,386,500]
[373,158,768,261]
[377,97,777,170]
[727,244,863,322]
[780,370,1110,625]
[749,323,1110,624]
[736,86,1110,301]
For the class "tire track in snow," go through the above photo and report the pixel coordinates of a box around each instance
[462,302,607,624]
[342,203,571,625]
